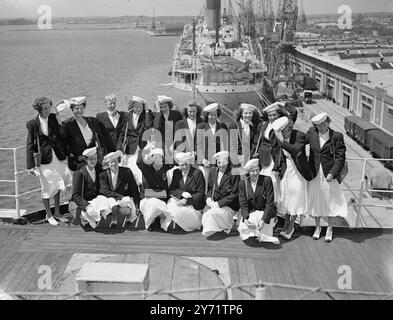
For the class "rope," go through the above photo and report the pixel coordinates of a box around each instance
[7,280,393,300]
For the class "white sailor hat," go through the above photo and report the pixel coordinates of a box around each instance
[103,150,123,164]
[56,99,71,113]
[244,159,260,172]
[213,151,229,162]
[104,94,116,101]
[311,112,328,125]
[150,148,164,157]
[240,103,256,112]
[263,102,284,114]
[174,152,194,164]
[272,117,289,131]
[69,97,86,105]
[82,147,97,158]
[157,95,173,104]
[131,96,146,104]
[204,103,219,113]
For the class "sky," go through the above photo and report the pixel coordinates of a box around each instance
[0,0,392,19]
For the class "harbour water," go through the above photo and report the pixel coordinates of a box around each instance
[0,25,197,212]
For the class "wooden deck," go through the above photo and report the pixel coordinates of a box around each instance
[0,224,392,300]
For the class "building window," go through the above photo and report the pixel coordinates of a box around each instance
[387,105,393,118]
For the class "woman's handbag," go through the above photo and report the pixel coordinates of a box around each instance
[33,126,42,167]
[332,139,348,184]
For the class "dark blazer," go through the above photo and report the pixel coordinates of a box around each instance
[71,165,101,211]
[272,129,314,181]
[96,110,127,152]
[228,120,258,160]
[207,166,240,211]
[26,114,67,170]
[169,166,206,211]
[196,121,228,163]
[238,175,276,223]
[173,117,203,153]
[137,156,171,200]
[153,110,183,143]
[99,166,140,205]
[65,117,108,171]
[117,110,154,155]
[254,121,276,167]
[307,127,346,180]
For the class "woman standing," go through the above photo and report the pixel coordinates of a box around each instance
[271,117,313,240]
[307,113,348,242]
[65,97,108,171]
[118,96,154,186]
[26,97,72,225]
[228,103,260,167]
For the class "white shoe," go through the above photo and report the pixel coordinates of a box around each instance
[47,216,59,226]
[325,227,333,242]
[81,211,97,229]
[258,234,280,245]
[313,226,322,240]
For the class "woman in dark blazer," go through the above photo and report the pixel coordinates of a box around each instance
[202,151,239,237]
[26,97,72,226]
[307,113,348,242]
[96,94,126,152]
[271,117,313,240]
[228,103,261,167]
[165,152,205,232]
[117,96,154,186]
[196,103,228,188]
[99,150,140,228]
[237,159,279,244]
[64,97,109,171]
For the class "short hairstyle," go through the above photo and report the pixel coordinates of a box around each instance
[32,97,52,114]
[128,99,146,112]
[182,101,202,119]
[70,101,87,110]
[202,108,222,123]
[235,107,260,125]
[312,116,332,131]
[158,100,174,110]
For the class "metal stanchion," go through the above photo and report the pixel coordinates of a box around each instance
[255,285,267,300]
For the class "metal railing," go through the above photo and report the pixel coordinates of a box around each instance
[0,146,41,218]
[4,280,393,300]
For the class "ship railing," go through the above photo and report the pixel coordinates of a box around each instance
[0,145,41,219]
[4,279,393,300]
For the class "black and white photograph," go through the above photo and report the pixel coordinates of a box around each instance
[0,0,393,306]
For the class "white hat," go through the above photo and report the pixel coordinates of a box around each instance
[104,94,116,101]
[263,102,283,114]
[311,112,328,125]
[213,151,229,162]
[56,99,71,113]
[204,103,219,113]
[244,159,260,172]
[272,117,289,131]
[240,103,256,112]
[157,95,173,104]
[131,96,146,104]
[150,148,164,157]
[70,97,86,105]
[103,150,123,164]
[82,147,97,158]
[174,152,194,164]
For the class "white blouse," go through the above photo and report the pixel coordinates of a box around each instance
[39,115,49,136]
[76,119,93,146]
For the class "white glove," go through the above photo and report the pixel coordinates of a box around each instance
[206,198,213,208]
[182,192,192,199]
[210,201,220,209]
[86,205,94,215]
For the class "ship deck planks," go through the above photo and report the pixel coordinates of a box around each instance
[0,224,392,300]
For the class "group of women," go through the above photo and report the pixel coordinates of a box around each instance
[26,94,348,243]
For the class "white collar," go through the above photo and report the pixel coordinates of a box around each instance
[39,115,49,122]
[107,110,118,117]
[86,166,95,173]
[240,118,251,127]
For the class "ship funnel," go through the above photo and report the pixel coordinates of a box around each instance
[206,0,221,31]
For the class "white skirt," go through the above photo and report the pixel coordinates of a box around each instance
[237,211,265,240]
[260,158,280,204]
[202,206,236,237]
[163,198,202,232]
[278,155,308,216]
[121,148,142,186]
[140,197,170,230]
[307,166,348,218]
[38,150,72,199]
